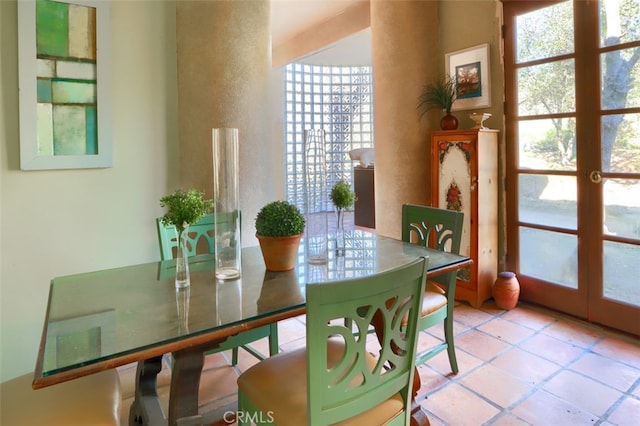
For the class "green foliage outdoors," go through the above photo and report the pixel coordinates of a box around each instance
[255,201,305,237]
[330,180,355,210]
[516,0,640,172]
[417,74,456,116]
[160,189,213,234]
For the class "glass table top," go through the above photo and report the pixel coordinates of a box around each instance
[35,230,470,381]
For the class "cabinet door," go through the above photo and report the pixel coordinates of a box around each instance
[432,132,478,293]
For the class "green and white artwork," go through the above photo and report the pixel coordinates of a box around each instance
[19,0,112,170]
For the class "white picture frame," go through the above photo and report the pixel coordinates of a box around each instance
[18,0,112,170]
[446,43,491,111]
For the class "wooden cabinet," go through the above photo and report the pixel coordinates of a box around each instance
[354,166,375,228]
[431,129,499,308]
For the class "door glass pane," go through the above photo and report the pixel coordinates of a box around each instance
[519,175,577,230]
[517,60,576,116]
[601,113,640,173]
[599,0,640,47]
[603,241,640,307]
[516,1,573,63]
[603,178,640,239]
[518,119,576,170]
[601,49,640,110]
[519,227,577,288]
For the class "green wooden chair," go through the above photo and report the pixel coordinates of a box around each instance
[156,213,279,366]
[401,203,464,374]
[236,256,428,425]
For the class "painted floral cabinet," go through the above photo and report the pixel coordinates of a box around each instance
[431,129,499,308]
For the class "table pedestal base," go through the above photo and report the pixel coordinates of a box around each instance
[129,341,221,426]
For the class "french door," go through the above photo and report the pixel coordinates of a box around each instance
[503,0,640,335]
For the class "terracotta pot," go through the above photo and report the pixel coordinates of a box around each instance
[256,234,302,271]
[440,114,459,130]
[493,271,520,310]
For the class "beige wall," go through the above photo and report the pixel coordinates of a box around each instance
[0,0,179,381]
[441,0,506,266]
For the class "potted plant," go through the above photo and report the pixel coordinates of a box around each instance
[160,189,213,287]
[255,200,305,271]
[330,180,356,254]
[417,74,459,130]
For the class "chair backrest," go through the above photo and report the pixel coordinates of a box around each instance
[305,256,428,425]
[401,204,464,255]
[156,213,216,260]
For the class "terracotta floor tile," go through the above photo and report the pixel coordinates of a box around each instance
[511,389,601,425]
[543,370,622,416]
[416,329,445,353]
[421,383,500,426]
[198,365,239,406]
[477,317,537,344]
[519,332,584,366]
[459,363,534,408]
[425,344,484,377]
[455,329,511,361]
[416,364,451,396]
[542,320,603,348]
[501,306,557,330]
[606,395,640,425]
[428,318,470,340]
[490,347,561,385]
[453,304,496,327]
[276,316,306,340]
[488,413,532,426]
[569,352,639,392]
[591,336,640,370]
[478,300,505,316]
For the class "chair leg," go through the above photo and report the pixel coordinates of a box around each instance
[444,315,458,374]
[268,323,279,356]
[231,348,239,366]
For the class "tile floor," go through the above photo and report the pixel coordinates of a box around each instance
[118,300,640,426]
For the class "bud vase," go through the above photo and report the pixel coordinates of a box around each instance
[175,227,190,289]
[335,208,345,256]
[493,271,520,310]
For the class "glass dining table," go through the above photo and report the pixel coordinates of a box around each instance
[33,230,471,426]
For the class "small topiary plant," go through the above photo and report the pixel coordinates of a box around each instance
[255,201,305,237]
[160,189,213,234]
[330,180,356,211]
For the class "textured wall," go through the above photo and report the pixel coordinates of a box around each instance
[371,0,439,238]
[176,0,273,246]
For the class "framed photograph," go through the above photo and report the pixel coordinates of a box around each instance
[18,0,112,170]
[445,43,490,111]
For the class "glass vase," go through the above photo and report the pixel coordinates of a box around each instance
[335,208,345,256]
[304,129,329,264]
[175,227,191,289]
[212,128,242,280]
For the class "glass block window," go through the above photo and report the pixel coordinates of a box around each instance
[284,63,374,211]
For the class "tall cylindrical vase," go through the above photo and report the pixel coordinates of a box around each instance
[304,129,328,264]
[175,227,191,288]
[212,128,242,280]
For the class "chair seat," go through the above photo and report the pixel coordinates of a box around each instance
[0,370,121,426]
[401,280,447,326]
[421,280,447,316]
[238,339,404,426]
